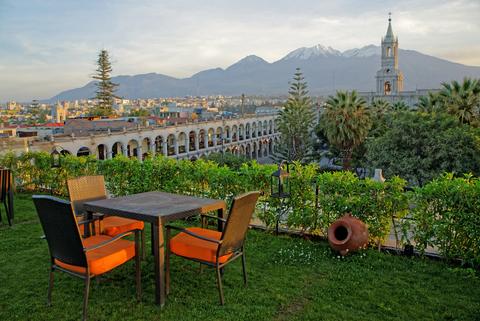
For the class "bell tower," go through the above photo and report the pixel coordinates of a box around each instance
[376,13,403,95]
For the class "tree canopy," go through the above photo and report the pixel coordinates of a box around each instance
[438,77,480,126]
[319,90,372,170]
[365,112,480,186]
[93,49,118,117]
[275,68,315,162]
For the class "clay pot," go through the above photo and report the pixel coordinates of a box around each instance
[328,214,368,255]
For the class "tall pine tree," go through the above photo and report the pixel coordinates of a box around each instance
[275,68,315,162]
[93,50,118,116]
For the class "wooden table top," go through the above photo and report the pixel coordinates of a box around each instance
[83,191,226,224]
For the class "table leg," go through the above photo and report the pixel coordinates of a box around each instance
[217,208,224,232]
[85,211,93,237]
[151,223,155,256]
[152,219,166,307]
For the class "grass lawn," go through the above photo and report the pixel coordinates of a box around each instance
[1,194,479,321]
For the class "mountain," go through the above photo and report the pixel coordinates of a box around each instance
[48,44,480,101]
[281,44,341,60]
[342,45,380,58]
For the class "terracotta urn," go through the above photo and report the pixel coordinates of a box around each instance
[328,214,368,255]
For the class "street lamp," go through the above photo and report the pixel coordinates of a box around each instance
[51,146,65,168]
[50,146,65,195]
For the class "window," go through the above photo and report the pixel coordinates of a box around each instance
[384,81,391,95]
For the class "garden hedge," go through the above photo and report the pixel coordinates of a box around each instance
[1,152,478,266]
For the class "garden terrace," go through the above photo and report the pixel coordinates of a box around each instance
[1,194,479,321]
[1,153,480,320]
[2,153,479,265]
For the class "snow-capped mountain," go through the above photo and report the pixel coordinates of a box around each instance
[48,44,480,101]
[281,44,342,60]
[342,45,380,58]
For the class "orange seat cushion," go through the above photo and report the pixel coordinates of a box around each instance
[170,227,232,264]
[55,235,135,276]
[102,216,144,237]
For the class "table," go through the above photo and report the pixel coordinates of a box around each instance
[84,191,226,306]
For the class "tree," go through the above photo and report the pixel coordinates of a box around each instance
[275,68,315,162]
[370,98,391,118]
[392,100,409,112]
[92,50,118,117]
[319,90,372,170]
[416,92,441,113]
[438,78,480,125]
[129,109,150,117]
[365,112,480,186]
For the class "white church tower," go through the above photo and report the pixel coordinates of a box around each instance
[376,13,403,95]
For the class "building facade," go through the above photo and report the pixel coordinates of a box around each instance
[0,115,280,162]
[360,15,439,106]
[376,14,403,95]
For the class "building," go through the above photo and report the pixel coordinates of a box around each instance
[359,14,439,106]
[376,14,403,95]
[63,118,137,136]
[6,101,19,111]
[0,115,279,163]
[16,123,64,139]
[51,101,69,123]
[0,124,17,138]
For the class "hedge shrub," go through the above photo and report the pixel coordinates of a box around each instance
[2,151,478,265]
[408,174,480,265]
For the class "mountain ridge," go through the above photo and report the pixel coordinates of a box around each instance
[48,44,480,101]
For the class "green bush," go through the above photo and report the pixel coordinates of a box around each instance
[205,152,249,170]
[315,171,408,244]
[257,166,409,244]
[2,151,478,264]
[408,174,480,266]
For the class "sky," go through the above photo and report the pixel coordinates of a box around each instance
[1,0,479,102]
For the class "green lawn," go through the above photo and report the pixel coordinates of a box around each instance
[1,194,479,321]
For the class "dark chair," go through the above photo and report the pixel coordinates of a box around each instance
[32,195,141,321]
[166,191,260,305]
[0,168,14,226]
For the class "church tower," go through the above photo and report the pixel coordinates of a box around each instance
[376,13,403,95]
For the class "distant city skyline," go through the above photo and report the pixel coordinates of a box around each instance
[1,0,479,102]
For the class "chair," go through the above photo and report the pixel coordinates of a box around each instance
[32,195,141,321]
[67,175,145,256]
[166,191,260,305]
[0,168,14,226]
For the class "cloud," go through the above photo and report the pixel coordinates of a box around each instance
[0,0,479,101]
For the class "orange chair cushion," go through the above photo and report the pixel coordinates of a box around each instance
[170,227,232,264]
[55,235,135,276]
[102,216,144,237]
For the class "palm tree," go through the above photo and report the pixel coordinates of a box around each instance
[370,98,391,117]
[416,92,441,113]
[392,100,409,112]
[320,90,372,170]
[439,78,480,125]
